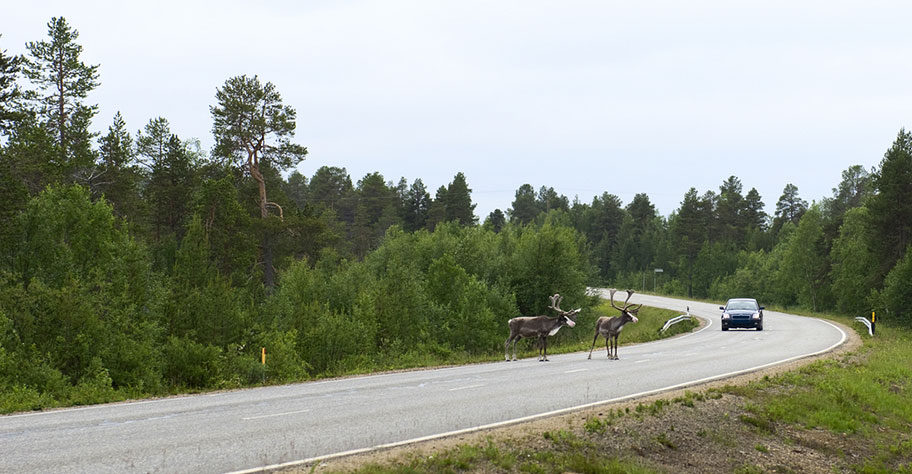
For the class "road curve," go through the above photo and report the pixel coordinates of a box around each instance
[0,293,846,474]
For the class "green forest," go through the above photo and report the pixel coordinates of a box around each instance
[1,18,911,412]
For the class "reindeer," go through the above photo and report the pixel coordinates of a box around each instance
[505,294,580,362]
[588,289,641,360]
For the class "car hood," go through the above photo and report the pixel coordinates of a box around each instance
[726,310,758,316]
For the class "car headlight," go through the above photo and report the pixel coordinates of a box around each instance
[722,313,730,319]
[752,312,760,319]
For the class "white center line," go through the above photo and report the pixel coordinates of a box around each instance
[563,368,588,374]
[634,359,651,364]
[448,384,484,392]
[243,409,311,421]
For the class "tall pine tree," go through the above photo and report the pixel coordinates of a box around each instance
[23,17,100,178]
[211,75,307,288]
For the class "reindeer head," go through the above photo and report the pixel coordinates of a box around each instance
[548,293,579,327]
[608,289,641,323]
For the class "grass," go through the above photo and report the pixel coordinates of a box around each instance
[720,324,912,472]
[350,434,660,474]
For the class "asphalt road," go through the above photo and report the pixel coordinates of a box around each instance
[0,292,846,474]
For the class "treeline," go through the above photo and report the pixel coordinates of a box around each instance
[1,18,911,410]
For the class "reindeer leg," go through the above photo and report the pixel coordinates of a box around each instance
[588,331,600,359]
[542,336,549,362]
[605,336,611,358]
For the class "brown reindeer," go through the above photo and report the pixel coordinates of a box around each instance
[505,294,580,362]
[588,289,641,360]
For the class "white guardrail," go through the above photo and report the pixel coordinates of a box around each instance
[659,306,693,334]
[854,316,875,336]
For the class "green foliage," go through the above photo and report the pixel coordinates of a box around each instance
[161,336,220,388]
[508,222,591,315]
[830,207,878,315]
[779,206,831,311]
[869,129,912,281]
[880,245,912,326]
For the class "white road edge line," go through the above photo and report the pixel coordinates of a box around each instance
[447,384,484,392]
[224,318,846,474]
[563,369,588,373]
[242,409,311,421]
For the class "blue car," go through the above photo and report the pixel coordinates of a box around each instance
[720,298,764,331]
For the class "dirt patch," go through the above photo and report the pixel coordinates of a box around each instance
[284,320,863,473]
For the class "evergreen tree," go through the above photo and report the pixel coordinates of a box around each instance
[308,166,355,223]
[484,209,506,233]
[868,129,912,280]
[211,74,308,288]
[96,112,144,220]
[284,170,308,209]
[0,35,24,136]
[716,176,746,246]
[743,188,767,230]
[510,184,538,225]
[671,188,704,297]
[537,186,569,213]
[136,117,172,170]
[426,185,447,230]
[827,165,873,220]
[352,172,396,257]
[445,172,476,226]
[699,190,719,244]
[581,192,625,280]
[614,193,658,275]
[147,134,196,241]
[23,17,100,177]
[401,178,430,232]
[881,244,912,326]
[772,183,808,235]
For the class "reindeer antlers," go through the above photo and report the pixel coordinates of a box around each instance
[548,293,581,317]
[609,288,641,313]
[548,293,563,312]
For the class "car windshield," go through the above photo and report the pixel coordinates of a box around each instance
[727,301,758,311]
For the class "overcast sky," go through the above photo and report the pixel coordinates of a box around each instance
[5,1,911,219]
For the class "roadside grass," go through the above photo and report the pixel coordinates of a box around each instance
[721,323,912,473]
[350,435,660,474]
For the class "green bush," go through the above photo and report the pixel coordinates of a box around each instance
[161,336,221,388]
